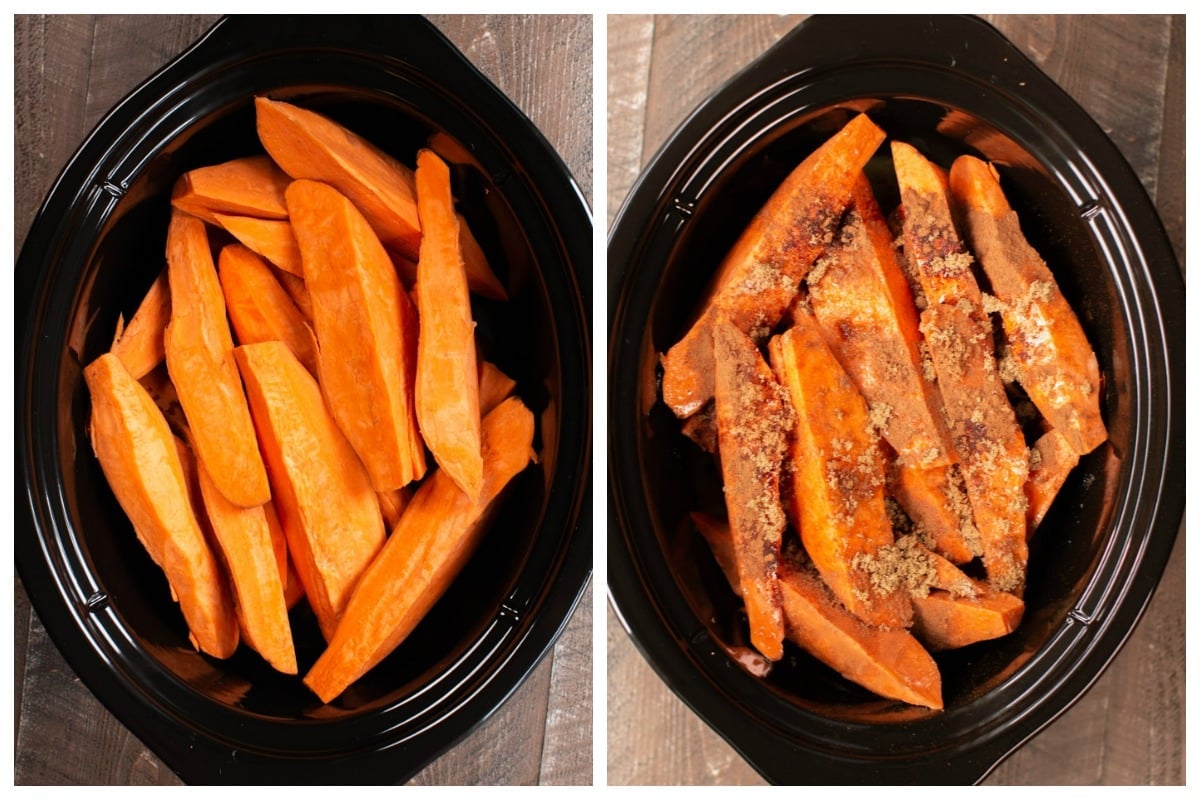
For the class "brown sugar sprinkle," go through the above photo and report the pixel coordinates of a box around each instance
[867,402,894,435]
[806,253,836,288]
[928,250,975,279]
[945,464,983,558]
[851,535,938,599]
[918,340,937,382]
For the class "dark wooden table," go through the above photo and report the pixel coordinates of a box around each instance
[607,14,1184,785]
[14,14,592,786]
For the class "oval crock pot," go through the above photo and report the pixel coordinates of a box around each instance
[607,14,1183,785]
[15,15,591,785]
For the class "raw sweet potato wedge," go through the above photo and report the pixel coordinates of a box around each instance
[778,557,943,710]
[949,155,1106,456]
[273,267,314,325]
[889,462,980,564]
[891,141,982,309]
[218,243,319,377]
[304,396,536,703]
[195,452,297,674]
[1026,428,1081,532]
[112,270,169,380]
[235,340,386,642]
[171,155,291,224]
[808,175,953,467]
[768,308,912,629]
[377,487,411,532]
[390,213,508,301]
[164,210,270,508]
[414,149,482,500]
[661,113,887,418]
[286,178,426,492]
[84,353,239,658]
[918,302,1029,594]
[212,213,304,277]
[263,501,306,611]
[712,316,793,661]
[478,359,517,416]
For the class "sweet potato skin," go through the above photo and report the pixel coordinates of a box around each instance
[164,210,270,508]
[112,270,169,380]
[235,340,386,642]
[304,396,536,703]
[85,353,239,658]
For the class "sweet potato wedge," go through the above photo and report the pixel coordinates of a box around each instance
[891,141,982,309]
[273,267,314,325]
[218,244,319,376]
[212,213,304,277]
[889,462,981,564]
[163,210,270,508]
[911,587,1024,651]
[768,308,912,629]
[808,175,953,467]
[235,340,386,642]
[195,452,297,674]
[304,396,536,703]
[171,154,290,224]
[286,178,426,492]
[414,149,482,500]
[919,302,1029,594]
[478,359,517,416]
[1026,429,1081,532]
[112,270,169,380]
[691,512,741,595]
[778,557,942,710]
[84,353,239,658]
[389,213,508,301]
[661,113,887,418]
[712,316,793,661]
[949,155,1106,456]
[377,487,411,532]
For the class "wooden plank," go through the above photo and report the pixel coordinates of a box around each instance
[606,14,654,228]
[606,13,1183,786]
[539,580,594,785]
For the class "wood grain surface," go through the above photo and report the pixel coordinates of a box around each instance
[607,14,1185,786]
[14,13,592,786]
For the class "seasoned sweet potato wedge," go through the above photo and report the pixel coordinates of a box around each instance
[218,244,319,376]
[171,155,290,224]
[304,396,536,703]
[949,155,1106,456]
[712,316,792,661]
[808,175,953,467]
[235,340,386,642]
[1026,428,1081,532]
[164,210,270,508]
[661,113,887,418]
[912,587,1024,651]
[212,214,304,277]
[889,462,980,564]
[112,270,169,380]
[768,308,912,629]
[778,557,942,710]
[84,353,239,658]
[195,452,297,674]
[286,178,426,492]
[414,149,482,500]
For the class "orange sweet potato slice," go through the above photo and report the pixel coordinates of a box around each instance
[389,213,508,301]
[273,267,314,325]
[808,175,953,467]
[889,462,981,564]
[218,243,319,376]
[235,340,386,642]
[891,141,982,309]
[212,214,304,277]
[163,210,270,508]
[478,360,517,416]
[377,487,411,532]
[778,558,942,710]
[263,501,306,611]
[912,586,1024,651]
[414,149,482,500]
[1026,429,1081,532]
[195,453,297,674]
[84,353,239,658]
[661,113,887,418]
[112,270,169,380]
[949,155,1106,456]
[171,155,290,224]
[286,178,426,492]
[304,396,536,703]
[712,316,792,661]
[768,308,912,629]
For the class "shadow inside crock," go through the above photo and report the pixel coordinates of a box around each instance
[61,90,559,720]
[637,99,1128,723]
